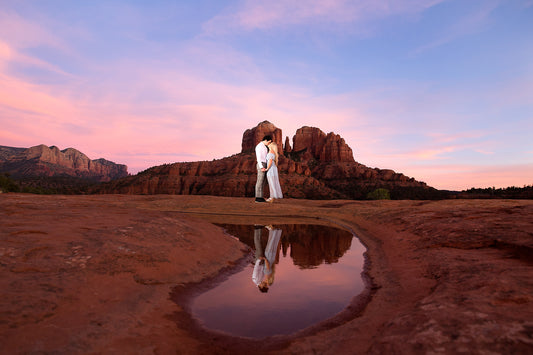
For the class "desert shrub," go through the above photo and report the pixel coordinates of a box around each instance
[367,188,391,200]
[0,173,20,192]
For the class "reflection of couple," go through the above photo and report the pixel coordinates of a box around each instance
[254,135,283,203]
[252,225,282,293]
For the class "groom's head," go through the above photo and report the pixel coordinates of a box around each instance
[262,135,273,145]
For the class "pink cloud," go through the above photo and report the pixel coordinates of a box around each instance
[411,146,458,160]
[0,74,75,119]
[474,149,495,155]
[0,39,360,174]
[399,133,491,160]
[0,10,64,49]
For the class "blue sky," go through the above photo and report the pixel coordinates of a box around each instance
[1,0,532,190]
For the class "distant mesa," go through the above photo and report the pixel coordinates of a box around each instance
[97,121,443,199]
[0,144,128,182]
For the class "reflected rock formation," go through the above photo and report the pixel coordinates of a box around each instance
[217,224,353,268]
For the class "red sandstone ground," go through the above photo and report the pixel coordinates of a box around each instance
[1,194,532,354]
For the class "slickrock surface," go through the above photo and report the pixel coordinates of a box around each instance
[1,194,532,354]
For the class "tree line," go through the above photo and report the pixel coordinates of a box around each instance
[458,185,533,199]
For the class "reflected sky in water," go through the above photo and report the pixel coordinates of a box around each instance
[191,224,366,339]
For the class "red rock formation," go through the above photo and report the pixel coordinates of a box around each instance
[96,122,440,199]
[97,152,345,199]
[291,127,355,163]
[321,132,355,162]
[241,121,283,155]
[292,126,326,156]
[0,144,128,182]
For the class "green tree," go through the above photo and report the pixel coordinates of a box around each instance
[367,188,391,200]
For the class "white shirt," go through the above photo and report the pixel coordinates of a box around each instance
[255,141,268,165]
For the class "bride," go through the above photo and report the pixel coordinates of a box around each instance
[261,142,283,203]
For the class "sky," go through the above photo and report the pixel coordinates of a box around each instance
[1,0,532,191]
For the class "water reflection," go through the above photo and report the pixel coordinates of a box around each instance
[221,224,354,269]
[253,225,282,292]
[191,224,365,339]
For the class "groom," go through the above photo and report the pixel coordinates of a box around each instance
[254,135,272,203]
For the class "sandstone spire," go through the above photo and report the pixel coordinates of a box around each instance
[284,136,292,153]
[241,121,283,155]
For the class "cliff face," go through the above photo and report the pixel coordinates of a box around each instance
[0,145,128,182]
[98,122,439,199]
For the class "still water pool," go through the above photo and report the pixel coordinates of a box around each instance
[190,224,366,339]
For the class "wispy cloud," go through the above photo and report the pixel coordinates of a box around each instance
[0,10,65,49]
[0,10,76,82]
[474,149,494,155]
[202,0,445,35]
[411,0,500,55]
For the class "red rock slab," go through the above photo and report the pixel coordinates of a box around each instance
[0,194,247,354]
[1,194,532,354]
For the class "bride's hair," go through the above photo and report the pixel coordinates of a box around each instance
[269,142,279,166]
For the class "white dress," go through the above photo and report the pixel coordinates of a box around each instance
[252,228,282,286]
[266,152,283,199]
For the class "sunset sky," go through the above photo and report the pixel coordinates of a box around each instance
[1,0,532,191]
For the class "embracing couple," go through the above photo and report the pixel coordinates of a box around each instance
[254,135,283,203]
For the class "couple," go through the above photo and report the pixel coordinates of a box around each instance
[254,135,283,203]
[252,225,283,293]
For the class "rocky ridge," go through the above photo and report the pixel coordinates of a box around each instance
[98,121,442,199]
[0,144,128,182]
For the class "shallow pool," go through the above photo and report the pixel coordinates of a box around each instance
[190,224,366,339]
